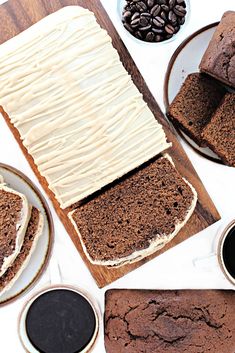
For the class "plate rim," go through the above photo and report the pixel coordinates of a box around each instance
[0,163,54,306]
[163,21,225,165]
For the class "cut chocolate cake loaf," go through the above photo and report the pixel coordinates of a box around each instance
[202,93,235,167]
[0,207,43,297]
[69,155,197,267]
[0,183,31,277]
[168,73,226,146]
[200,11,235,89]
[105,289,235,353]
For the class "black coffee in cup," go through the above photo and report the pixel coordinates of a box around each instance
[222,224,235,280]
[25,289,97,353]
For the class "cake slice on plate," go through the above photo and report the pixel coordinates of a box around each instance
[0,180,31,277]
[68,155,197,267]
[168,73,226,146]
[0,206,44,297]
[202,93,235,167]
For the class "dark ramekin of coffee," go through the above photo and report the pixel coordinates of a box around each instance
[18,285,100,353]
[118,0,190,44]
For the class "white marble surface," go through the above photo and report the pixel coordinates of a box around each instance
[0,0,234,352]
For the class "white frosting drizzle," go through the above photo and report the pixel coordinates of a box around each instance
[0,6,170,209]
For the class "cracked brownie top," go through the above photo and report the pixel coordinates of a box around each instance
[200,11,235,89]
[104,289,235,353]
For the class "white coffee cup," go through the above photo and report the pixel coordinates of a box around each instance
[18,259,100,353]
[193,219,235,287]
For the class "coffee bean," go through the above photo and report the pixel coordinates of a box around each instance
[123,10,132,19]
[153,16,165,27]
[160,11,167,21]
[139,24,152,31]
[174,25,180,33]
[131,12,140,20]
[150,4,161,16]
[131,18,140,27]
[158,0,167,4]
[178,16,185,25]
[166,34,173,39]
[177,0,185,3]
[165,24,175,34]
[168,10,177,23]
[136,1,148,11]
[147,0,155,7]
[135,30,143,39]
[169,0,176,9]
[152,27,164,33]
[124,22,134,33]
[139,17,149,26]
[173,5,187,16]
[146,31,155,41]
[141,12,151,17]
[161,5,169,12]
[155,34,163,42]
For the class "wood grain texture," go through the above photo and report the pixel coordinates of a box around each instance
[0,0,220,287]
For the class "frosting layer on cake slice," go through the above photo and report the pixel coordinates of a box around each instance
[0,7,170,209]
[0,206,44,297]
[0,181,31,277]
[68,154,197,267]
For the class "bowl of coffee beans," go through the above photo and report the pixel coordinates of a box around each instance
[119,0,189,43]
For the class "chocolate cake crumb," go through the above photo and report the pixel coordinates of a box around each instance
[69,156,196,265]
[202,93,235,167]
[105,289,235,353]
[168,73,226,146]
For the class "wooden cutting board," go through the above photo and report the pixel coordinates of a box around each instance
[0,0,220,288]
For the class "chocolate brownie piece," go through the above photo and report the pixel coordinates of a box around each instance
[168,73,226,146]
[0,207,43,297]
[69,155,197,266]
[200,11,235,89]
[202,93,235,167]
[105,289,235,353]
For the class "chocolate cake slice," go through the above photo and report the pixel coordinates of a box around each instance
[200,11,235,89]
[105,289,235,353]
[168,73,226,146]
[0,183,31,277]
[68,155,197,267]
[0,207,44,297]
[202,93,235,167]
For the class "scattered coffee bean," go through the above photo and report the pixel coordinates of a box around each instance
[153,16,165,27]
[165,24,175,34]
[173,5,186,16]
[131,12,140,20]
[161,4,169,12]
[146,31,155,41]
[169,0,175,9]
[150,4,161,16]
[147,0,155,7]
[161,11,167,21]
[122,0,187,43]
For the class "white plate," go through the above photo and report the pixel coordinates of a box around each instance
[164,22,226,163]
[0,164,53,305]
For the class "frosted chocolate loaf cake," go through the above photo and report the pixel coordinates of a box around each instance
[0,181,31,277]
[168,73,226,146]
[69,155,197,266]
[0,7,170,209]
[0,207,43,297]
[200,11,235,89]
[105,289,235,353]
